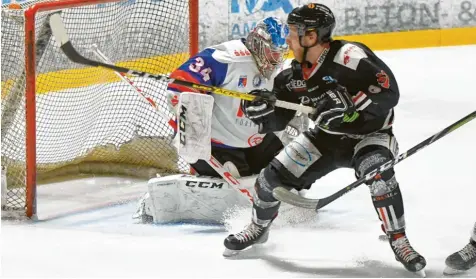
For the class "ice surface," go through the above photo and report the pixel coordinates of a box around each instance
[2,45,476,278]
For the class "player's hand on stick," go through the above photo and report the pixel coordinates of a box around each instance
[311,83,359,131]
[241,89,277,132]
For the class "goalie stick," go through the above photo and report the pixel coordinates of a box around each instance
[48,13,315,115]
[89,42,253,204]
[273,110,476,211]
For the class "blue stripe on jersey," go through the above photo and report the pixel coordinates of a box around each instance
[175,48,228,87]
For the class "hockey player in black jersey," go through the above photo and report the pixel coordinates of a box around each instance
[223,3,427,276]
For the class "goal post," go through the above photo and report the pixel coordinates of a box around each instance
[1,0,199,219]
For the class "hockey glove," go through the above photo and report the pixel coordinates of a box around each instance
[311,84,359,131]
[241,89,277,133]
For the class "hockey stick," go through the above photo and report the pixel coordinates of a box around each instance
[48,13,315,115]
[273,110,476,211]
[90,44,253,203]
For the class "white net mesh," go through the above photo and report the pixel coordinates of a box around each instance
[1,0,195,217]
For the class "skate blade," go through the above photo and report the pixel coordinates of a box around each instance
[223,245,260,258]
[443,266,466,275]
[395,259,426,277]
[415,269,426,277]
[223,248,237,257]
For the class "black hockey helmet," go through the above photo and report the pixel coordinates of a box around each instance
[287,3,336,43]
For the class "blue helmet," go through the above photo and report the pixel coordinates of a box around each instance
[246,17,289,78]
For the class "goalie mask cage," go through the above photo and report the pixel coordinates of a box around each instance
[1,0,199,219]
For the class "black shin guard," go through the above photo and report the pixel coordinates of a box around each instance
[251,167,283,226]
[372,183,405,233]
[355,149,406,233]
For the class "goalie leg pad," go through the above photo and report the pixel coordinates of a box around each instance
[143,174,254,224]
[178,92,214,164]
[354,148,405,233]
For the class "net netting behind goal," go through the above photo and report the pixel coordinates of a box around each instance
[1,0,198,218]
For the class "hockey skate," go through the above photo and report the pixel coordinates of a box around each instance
[388,232,426,277]
[223,221,272,257]
[444,239,476,275]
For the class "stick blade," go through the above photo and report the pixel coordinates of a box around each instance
[49,13,70,46]
[272,187,319,209]
[49,13,100,67]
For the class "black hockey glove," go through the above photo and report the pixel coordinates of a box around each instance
[241,89,277,133]
[311,84,359,131]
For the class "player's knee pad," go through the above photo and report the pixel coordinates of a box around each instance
[353,132,398,188]
[355,148,397,195]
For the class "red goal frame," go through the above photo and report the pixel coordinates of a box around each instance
[20,0,199,218]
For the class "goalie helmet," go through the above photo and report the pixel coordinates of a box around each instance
[245,17,289,79]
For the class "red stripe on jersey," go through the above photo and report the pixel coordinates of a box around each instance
[211,138,224,144]
[352,91,368,106]
[168,69,202,93]
[352,91,365,102]
[302,63,319,80]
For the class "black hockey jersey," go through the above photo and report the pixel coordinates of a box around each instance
[271,40,399,137]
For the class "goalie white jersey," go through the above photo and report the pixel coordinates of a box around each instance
[168,39,277,148]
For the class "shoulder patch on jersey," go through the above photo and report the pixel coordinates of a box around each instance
[210,39,254,64]
[333,43,368,70]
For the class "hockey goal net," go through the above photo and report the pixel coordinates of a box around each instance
[1,0,198,219]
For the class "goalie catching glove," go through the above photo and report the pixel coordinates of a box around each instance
[241,89,277,133]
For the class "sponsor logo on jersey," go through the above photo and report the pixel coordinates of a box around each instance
[343,45,358,65]
[298,96,319,106]
[247,133,263,146]
[234,49,251,56]
[376,70,390,89]
[308,85,319,92]
[285,79,306,92]
[317,47,329,65]
[322,75,337,84]
[333,43,368,70]
[326,90,342,105]
[238,75,248,87]
[368,84,382,94]
[252,74,262,87]
[235,117,258,127]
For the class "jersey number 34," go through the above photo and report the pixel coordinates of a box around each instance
[189,57,212,82]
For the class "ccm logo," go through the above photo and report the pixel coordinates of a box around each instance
[364,153,407,181]
[185,181,224,189]
[179,105,187,146]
